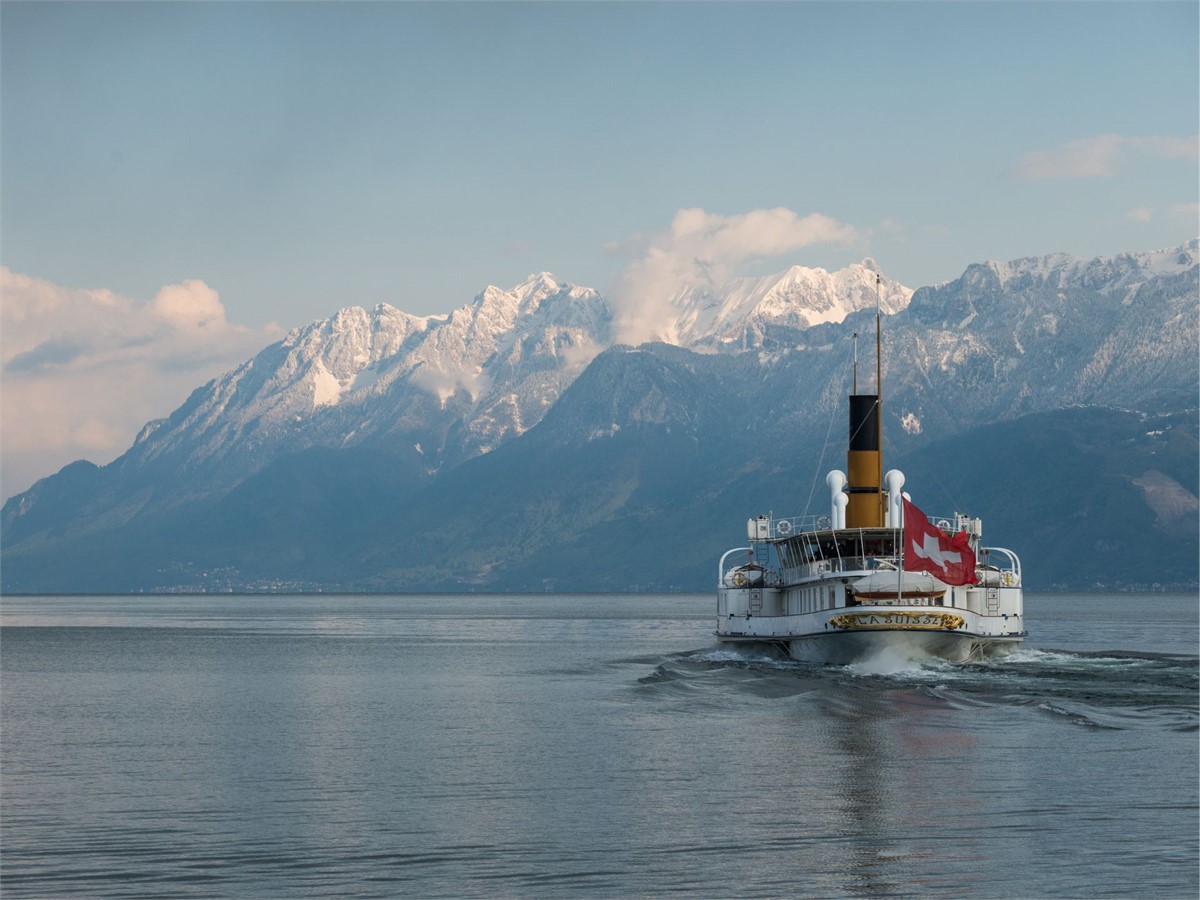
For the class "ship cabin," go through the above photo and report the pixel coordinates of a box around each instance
[773,525,904,587]
[719,511,1021,622]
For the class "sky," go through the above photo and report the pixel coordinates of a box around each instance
[2,1,1197,499]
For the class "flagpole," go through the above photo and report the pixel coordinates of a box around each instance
[898,497,904,604]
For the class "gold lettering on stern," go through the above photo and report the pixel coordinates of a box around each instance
[829,613,965,630]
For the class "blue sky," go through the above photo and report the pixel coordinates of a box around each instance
[1,1,1197,497]
[5,1,1197,320]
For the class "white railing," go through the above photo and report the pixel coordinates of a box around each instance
[718,547,751,586]
[979,546,1022,585]
[789,556,899,579]
[766,511,977,539]
[768,515,832,538]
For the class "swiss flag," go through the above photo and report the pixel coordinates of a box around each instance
[902,497,978,586]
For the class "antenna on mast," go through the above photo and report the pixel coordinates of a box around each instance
[852,332,859,394]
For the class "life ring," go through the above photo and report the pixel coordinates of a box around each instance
[1002,571,1014,587]
[733,572,746,586]
[776,520,792,536]
[936,519,952,531]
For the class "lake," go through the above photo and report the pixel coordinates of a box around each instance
[2,592,1196,897]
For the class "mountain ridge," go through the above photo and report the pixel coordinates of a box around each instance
[3,240,1196,593]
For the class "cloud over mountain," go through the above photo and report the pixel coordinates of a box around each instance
[0,268,282,497]
[610,207,859,345]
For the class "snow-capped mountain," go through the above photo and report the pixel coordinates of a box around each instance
[116,261,902,492]
[3,241,1196,593]
[892,239,1198,424]
[958,240,1197,295]
[121,272,612,489]
[666,260,911,350]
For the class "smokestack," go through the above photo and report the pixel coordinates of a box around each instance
[846,394,884,527]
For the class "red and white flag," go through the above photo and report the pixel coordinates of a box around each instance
[902,497,978,586]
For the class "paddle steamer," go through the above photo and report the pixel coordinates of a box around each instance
[715,281,1025,663]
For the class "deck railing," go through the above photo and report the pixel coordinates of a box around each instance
[772,548,1021,584]
[768,511,980,538]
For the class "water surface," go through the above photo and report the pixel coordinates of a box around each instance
[2,592,1196,897]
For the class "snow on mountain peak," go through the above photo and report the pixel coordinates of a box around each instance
[947,241,1198,310]
[310,357,342,408]
[515,271,561,300]
[469,274,575,332]
[665,260,912,349]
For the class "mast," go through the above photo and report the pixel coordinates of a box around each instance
[877,272,900,598]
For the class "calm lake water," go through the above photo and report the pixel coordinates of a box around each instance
[2,592,1196,898]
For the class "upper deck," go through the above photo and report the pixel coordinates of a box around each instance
[739,512,1021,586]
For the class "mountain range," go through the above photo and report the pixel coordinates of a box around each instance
[3,241,1196,593]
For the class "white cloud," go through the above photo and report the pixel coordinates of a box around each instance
[1012,134,1127,180]
[150,279,227,329]
[1124,201,1199,225]
[1012,133,1199,180]
[1,268,282,499]
[1127,136,1199,161]
[610,207,859,345]
[409,362,491,407]
[559,334,603,371]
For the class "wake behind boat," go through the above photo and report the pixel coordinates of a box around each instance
[715,278,1026,664]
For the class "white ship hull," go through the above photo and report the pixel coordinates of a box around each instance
[716,547,1026,666]
[718,605,1022,664]
[788,627,1019,664]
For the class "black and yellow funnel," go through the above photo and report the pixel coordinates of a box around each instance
[846,393,883,528]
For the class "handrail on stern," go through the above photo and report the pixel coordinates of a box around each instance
[981,546,1022,582]
[718,547,752,586]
